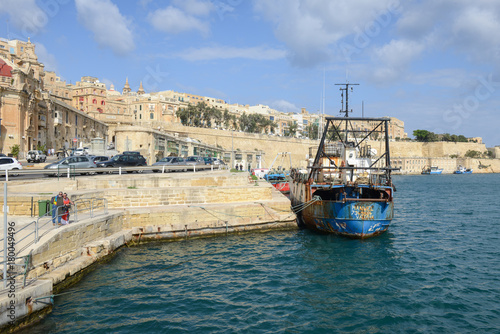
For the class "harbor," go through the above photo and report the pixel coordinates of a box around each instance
[0,171,296,332]
[11,173,500,333]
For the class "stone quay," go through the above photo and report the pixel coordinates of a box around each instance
[0,171,296,332]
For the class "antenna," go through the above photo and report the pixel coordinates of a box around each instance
[335,82,359,118]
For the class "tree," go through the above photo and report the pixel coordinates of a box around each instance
[465,150,481,158]
[305,123,319,139]
[10,144,20,158]
[413,129,437,142]
[284,122,298,137]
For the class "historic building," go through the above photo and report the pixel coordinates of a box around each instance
[0,39,108,157]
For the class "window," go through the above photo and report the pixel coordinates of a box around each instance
[101,101,105,106]
[93,99,97,104]
[66,111,69,123]
[75,115,78,126]
[150,113,154,119]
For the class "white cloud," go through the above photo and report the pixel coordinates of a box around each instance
[35,43,57,72]
[268,99,300,113]
[149,0,214,36]
[253,0,398,67]
[149,6,210,36]
[178,45,286,61]
[75,0,134,56]
[0,0,64,36]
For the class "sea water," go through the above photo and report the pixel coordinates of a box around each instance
[25,174,500,333]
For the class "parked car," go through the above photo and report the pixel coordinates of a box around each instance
[185,156,205,166]
[202,157,213,165]
[26,150,47,163]
[96,154,147,173]
[152,157,187,172]
[74,148,86,156]
[0,157,23,176]
[89,155,109,164]
[44,156,96,175]
[0,153,6,157]
[123,151,141,155]
[212,158,226,166]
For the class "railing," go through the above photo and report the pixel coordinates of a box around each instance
[1,164,230,180]
[0,253,34,291]
[0,198,108,258]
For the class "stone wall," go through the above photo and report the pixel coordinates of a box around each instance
[123,200,292,231]
[161,123,489,165]
[27,213,124,276]
[105,186,272,208]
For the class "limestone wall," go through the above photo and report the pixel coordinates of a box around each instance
[123,200,292,230]
[105,186,272,208]
[163,123,317,168]
[161,123,489,165]
[27,213,123,274]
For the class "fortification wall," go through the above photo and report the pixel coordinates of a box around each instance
[163,123,316,167]
[163,124,489,165]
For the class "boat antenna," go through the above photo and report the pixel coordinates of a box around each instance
[335,82,359,118]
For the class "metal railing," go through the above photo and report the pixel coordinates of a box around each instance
[0,252,34,290]
[0,198,108,257]
[1,164,229,180]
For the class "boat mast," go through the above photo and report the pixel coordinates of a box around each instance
[335,83,358,182]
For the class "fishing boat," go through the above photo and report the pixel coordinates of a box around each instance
[453,165,473,174]
[421,166,443,174]
[290,83,398,238]
[263,152,292,194]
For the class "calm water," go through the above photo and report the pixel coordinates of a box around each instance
[26,174,500,333]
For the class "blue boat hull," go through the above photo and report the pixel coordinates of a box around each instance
[299,200,394,238]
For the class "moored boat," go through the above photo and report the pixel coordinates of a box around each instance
[264,152,291,194]
[290,83,398,238]
[421,166,443,174]
[453,165,473,174]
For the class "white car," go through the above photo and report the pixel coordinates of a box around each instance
[26,150,46,163]
[74,148,87,156]
[0,157,23,176]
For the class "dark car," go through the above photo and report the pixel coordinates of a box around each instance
[96,154,147,173]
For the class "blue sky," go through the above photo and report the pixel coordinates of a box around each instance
[1,0,499,146]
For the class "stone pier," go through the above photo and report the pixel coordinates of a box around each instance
[0,171,296,332]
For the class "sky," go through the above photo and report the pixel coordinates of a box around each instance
[1,0,499,146]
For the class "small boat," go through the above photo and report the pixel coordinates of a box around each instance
[422,166,443,174]
[264,152,291,194]
[453,165,473,174]
[290,83,398,239]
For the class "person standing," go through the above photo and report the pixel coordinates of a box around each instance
[51,192,64,225]
[61,193,74,225]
